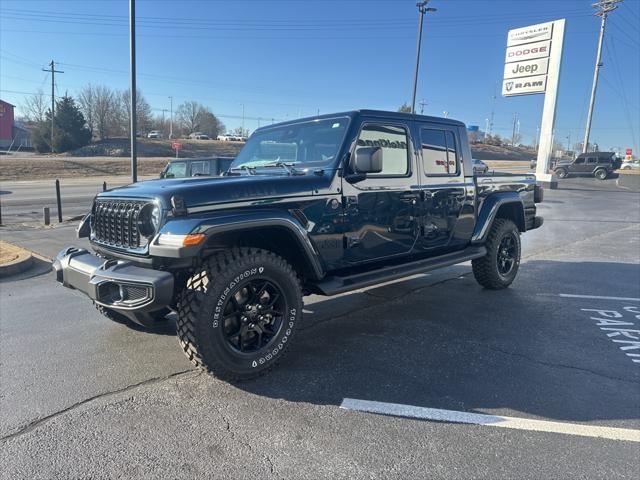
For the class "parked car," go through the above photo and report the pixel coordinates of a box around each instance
[553,152,619,180]
[147,130,162,139]
[189,132,210,140]
[218,133,246,142]
[472,158,489,175]
[620,159,639,170]
[54,110,544,380]
[159,157,235,178]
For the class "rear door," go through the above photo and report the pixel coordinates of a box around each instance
[341,121,420,264]
[415,123,468,252]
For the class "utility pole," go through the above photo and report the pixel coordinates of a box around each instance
[411,1,436,114]
[511,113,519,146]
[488,85,496,137]
[583,0,622,154]
[484,118,489,143]
[535,125,540,151]
[129,0,137,183]
[566,133,571,152]
[168,96,173,139]
[240,103,245,136]
[418,99,427,115]
[42,60,63,153]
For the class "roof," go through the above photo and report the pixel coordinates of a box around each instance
[258,109,465,132]
[0,99,16,108]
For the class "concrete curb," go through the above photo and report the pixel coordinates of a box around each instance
[0,248,34,278]
[617,172,640,191]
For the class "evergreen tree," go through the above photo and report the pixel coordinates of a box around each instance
[32,95,92,153]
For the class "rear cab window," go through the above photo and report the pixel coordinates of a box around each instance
[420,127,460,176]
[190,161,210,176]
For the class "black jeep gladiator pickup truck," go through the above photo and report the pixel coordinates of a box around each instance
[54,110,544,380]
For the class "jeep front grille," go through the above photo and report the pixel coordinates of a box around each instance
[91,199,149,250]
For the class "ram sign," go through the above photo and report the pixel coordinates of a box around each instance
[502,21,560,97]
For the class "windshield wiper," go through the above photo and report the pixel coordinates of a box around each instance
[260,161,305,176]
[228,165,257,175]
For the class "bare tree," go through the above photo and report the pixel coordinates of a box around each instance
[21,89,48,123]
[77,84,95,137]
[199,108,224,138]
[93,86,117,140]
[119,89,152,136]
[176,100,203,134]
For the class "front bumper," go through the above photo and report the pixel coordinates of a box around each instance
[53,246,174,326]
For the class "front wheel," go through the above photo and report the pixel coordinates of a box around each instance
[177,248,302,381]
[594,169,608,180]
[472,219,521,290]
[555,168,568,179]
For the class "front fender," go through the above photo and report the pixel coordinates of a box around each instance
[149,209,324,280]
[471,192,525,243]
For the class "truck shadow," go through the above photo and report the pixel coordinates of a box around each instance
[234,260,640,424]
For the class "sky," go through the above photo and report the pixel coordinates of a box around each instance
[0,0,638,153]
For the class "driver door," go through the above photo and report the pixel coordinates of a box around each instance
[341,122,420,265]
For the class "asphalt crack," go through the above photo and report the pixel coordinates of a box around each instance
[212,404,280,478]
[1,369,197,443]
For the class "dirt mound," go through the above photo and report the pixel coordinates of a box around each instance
[471,144,536,161]
[68,138,244,158]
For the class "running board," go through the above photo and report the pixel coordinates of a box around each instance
[314,246,487,296]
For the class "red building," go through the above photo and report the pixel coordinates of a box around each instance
[0,100,15,148]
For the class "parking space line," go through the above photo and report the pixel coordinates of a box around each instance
[558,294,640,302]
[340,398,640,443]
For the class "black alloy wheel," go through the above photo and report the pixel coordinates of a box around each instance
[496,232,518,277]
[221,279,285,354]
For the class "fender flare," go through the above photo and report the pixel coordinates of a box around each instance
[152,209,325,280]
[471,192,525,243]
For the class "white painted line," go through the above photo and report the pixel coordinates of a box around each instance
[558,294,640,302]
[340,398,640,443]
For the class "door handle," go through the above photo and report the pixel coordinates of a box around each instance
[399,192,419,204]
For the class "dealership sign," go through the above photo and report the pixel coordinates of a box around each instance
[501,21,563,97]
[500,19,566,185]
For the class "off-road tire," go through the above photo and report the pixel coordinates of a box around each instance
[177,248,303,381]
[472,219,521,290]
[594,168,608,180]
[555,168,568,179]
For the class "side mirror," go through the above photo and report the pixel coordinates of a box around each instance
[160,172,166,178]
[352,146,383,174]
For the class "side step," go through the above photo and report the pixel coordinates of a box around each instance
[314,245,487,296]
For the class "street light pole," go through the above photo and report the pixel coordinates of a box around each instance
[411,1,436,114]
[240,103,245,136]
[168,96,173,139]
[129,0,137,183]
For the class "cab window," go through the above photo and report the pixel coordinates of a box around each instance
[421,128,459,176]
[190,161,210,176]
[355,124,409,176]
[164,162,187,178]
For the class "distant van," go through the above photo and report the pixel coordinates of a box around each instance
[160,157,235,179]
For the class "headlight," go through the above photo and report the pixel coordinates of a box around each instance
[138,203,161,237]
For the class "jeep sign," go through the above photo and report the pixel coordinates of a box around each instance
[502,75,547,96]
[503,58,549,80]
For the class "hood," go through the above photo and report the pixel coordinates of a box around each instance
[97,171,335,210]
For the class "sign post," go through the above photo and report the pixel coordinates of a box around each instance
[502,19,565,188]
[171,141,182,159]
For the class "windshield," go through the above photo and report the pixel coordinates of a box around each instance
[231,117,349,170]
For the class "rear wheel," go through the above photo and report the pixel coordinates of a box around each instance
[177,248,302,381]
[594,168,608,180]
[472,219,521,290]
[555,168,568,179]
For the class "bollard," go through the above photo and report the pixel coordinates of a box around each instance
[103,181,107,192]
[43,206,50,226]
[55,179,63,223]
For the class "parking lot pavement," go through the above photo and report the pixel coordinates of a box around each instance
[1,177,639,479]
